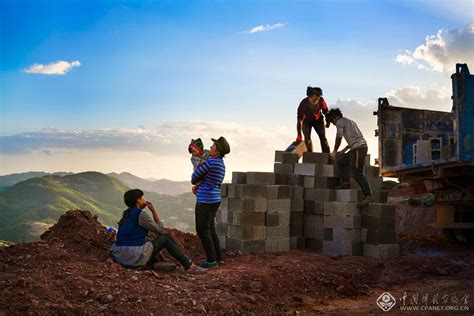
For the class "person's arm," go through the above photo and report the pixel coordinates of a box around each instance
[191,159,211,185]
[296,103,305,141]
[138,206,164,235]
[320,97,328,114]
[330,120,345,160]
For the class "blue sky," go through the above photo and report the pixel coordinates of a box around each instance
[0,0,473,179]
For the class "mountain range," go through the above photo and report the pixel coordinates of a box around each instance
[0,172,196,243]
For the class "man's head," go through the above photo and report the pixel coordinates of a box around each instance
[124,189,146,209]
[325,108,343,127]
[306,86,323,105]
[210,136,230,158]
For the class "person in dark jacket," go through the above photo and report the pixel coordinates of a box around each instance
[111,189,203,274]
[296,86,330,153]
[191,136,230,269]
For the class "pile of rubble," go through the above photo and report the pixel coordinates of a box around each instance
[217,151,399,257]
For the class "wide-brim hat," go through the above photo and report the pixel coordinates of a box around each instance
[211,136,230,156]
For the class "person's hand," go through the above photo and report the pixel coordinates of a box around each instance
[145,201,156,211]
[296,134,303,142]
[330,151,337,160]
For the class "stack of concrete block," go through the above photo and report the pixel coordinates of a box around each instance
[215,150,398,257]
[361,203,399,258]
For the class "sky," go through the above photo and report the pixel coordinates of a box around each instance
[0,0,473,181]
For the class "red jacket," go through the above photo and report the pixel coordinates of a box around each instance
[297,97,328,121]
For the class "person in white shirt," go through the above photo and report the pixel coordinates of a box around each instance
[325,108,374,206]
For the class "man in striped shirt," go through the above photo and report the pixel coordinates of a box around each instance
[191,136,230,269]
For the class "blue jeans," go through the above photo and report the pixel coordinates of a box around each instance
[337,146,371,196]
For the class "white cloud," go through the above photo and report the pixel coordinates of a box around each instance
[385,86,450,111]
[23,60,81,75]
[396,23,474,72]
[248,23,286,34]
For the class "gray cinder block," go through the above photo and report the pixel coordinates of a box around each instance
[275,151,300,163]
[287,174,305,186]
[363,243,399,258]
[265,238,290,253]
[218,235,226,250]
[227,184,241,198]
[324,215,361,229]
[365,166,380,178]
[216,209,229,223]
[232,172,247,184]
[218,197,229,211]
[274,163,295,175]
[290,237,306,250]
[372,190,388,203]
[304,189,336,202]
[314,177,340,189]
[302,152,330,164]
[323,202,360,216]
[228,198,267,212]
[361,216,396,231]
[304,200,323,214]
[246,172,275,185]
[216,223,228,235]
[305,238,323,251]
[293,186,304,199]
[290,211,304,225]
[361,203,396,218]
[233,239,266,253]
[291,199,304,212]
[361,228,396,244]
[322,241,362,256]
[265,212,290,226]
[266,185,293,199]
[274,173,288,185]
[336,189,363,202]
[330,228,361,241]
[228,225,266,240]
[266,199,291,212]
[266,225,290,239]
[221,184,229,197]
[304,176,317,188]
[240,185,267,199]
[321,165,336,177]
[229,211,266,226]
[294,163,319,176]
[290,223,304,236]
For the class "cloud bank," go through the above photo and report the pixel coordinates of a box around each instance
[248,23,286,34]
[23,60,81,75]
[396,23,474,72]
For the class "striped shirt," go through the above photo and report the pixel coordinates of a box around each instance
[191,157,225,203]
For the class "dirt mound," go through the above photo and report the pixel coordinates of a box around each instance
[40,209,113,257]
[166,228,204,260]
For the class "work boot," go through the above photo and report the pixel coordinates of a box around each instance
[358,195,374,207]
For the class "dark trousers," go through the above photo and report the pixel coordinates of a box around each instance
[337,146,371,196]
[148,233,192,269]
[302,118,330,153]
[195,202,222,263]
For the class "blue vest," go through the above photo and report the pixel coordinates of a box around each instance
[115,208,148,246]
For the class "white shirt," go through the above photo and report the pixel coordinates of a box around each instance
[336,117,367,150]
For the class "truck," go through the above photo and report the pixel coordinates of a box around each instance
[374,63,474,244]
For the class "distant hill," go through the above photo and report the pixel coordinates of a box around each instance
[108,172,191,196]
[0,172,197,242]
[0,171,72,187]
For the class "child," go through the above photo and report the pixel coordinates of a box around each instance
[188,138,210,194]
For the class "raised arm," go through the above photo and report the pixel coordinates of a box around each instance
[191,159,210,185]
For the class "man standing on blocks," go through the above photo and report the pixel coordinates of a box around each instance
[325,108,374,206]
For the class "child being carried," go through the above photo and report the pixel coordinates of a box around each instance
[188,138,210,194]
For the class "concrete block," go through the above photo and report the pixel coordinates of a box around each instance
[323,202,360,216]
[304,189,336,202]
[304,176,317,188]
[240,185,267,199]
[266,185,293,199]
[246,172,275,185]
[232,172,246,184]
[278,238,290,252]
[266,226,290,239]
[322,241,362,256]
[336,189,363,202]
[287,174,305,186]
[325,215,361,229]
[218,235,226,250]
[265,212,290,226]
[290,237,306,250]
[304,215,324,239]
[305,238,322,251]
[216,223,228,235]
[290,223,304,236]
[352,177,383,191]
[274,173,289,185]
[274,163,295,175]
[361,203,396,218]
[228,225,266,240]
[321,165,336,177]
[365,166,380,178]
[302,152,330,164]
[229,211,266,226]
[335,165,351,178]
[266,199,291,212]
[315,177,340,189]
[363,243,399,258]
[221,184,229,197]
[290,199,304,212]
[293,186,304,199]
[372,190,388,203]
[227,184,241,198]
[304,200,323,214]
[290,211,304,225]
[275,151,300,163]
[216,209,229,223]
[265,238,290,253]
[365,154,371,167]
[294,163,318,176]
[361,229,396,244]
[233,239,266,253]
[218,198,229,211]
[362,216,395,231]
[326,228,361,241]
[228,198,267,212]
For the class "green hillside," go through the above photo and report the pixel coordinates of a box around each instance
[0,172,197,242]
